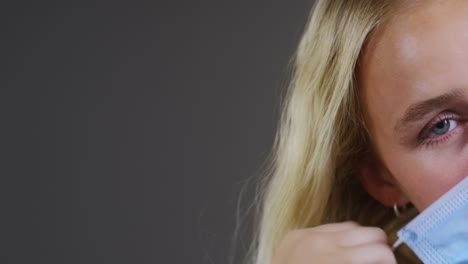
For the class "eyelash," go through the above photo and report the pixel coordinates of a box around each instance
[418,113,460,146]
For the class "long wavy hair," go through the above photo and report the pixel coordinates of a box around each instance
[242,1,422,263]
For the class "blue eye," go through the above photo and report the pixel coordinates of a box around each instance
[419,115,459,144]
[431,119,451,135]
[422,119,458,141]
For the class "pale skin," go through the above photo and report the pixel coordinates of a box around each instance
[273,1,468,263]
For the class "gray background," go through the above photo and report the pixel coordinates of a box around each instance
[3,0,312,263]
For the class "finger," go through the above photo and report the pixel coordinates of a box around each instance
[311,221,360,233]
[335,227,388,247]
[339,243,397,264]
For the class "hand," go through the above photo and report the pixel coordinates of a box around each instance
[272,222,397,264]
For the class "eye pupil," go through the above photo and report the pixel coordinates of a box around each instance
[436,121,445,128]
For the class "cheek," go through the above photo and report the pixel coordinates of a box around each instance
[382,141,468,211]
[397,158,467,211]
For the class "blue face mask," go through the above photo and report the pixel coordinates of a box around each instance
[392,176,468,264]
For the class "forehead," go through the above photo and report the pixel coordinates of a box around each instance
[359,0,468,137]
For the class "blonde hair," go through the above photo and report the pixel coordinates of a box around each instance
[245,1,421,263]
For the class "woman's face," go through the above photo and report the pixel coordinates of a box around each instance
[359,0,468,211]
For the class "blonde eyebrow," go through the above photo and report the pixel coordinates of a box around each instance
[394,88,464,134]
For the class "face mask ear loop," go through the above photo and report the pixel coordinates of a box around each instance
[393,203,408,217]
[392,237,403,251]
[393,203,400,217]
[392,203,403,251]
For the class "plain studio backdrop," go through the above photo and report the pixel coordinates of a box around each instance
[2,0,312,263]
